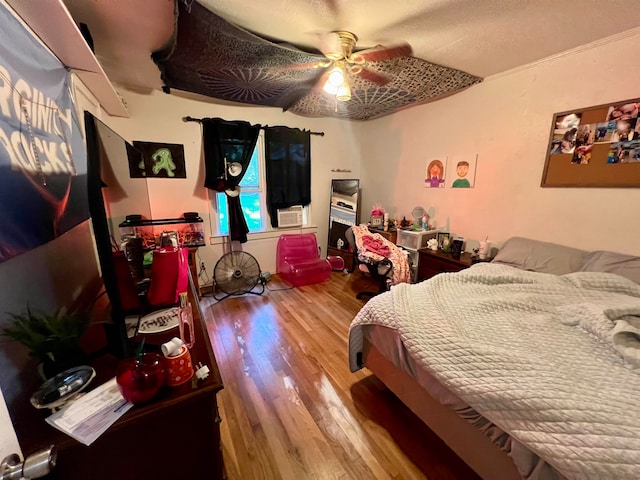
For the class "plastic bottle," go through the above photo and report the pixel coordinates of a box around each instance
[177,292,195,349]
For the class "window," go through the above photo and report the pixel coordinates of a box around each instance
[213,133,312,236]
[215,134,267,235]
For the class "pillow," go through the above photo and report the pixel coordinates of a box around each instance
[491,236,589,275]
[580,250,640,284]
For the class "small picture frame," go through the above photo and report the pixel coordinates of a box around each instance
[437,232,451,250]
[370,215,384,227]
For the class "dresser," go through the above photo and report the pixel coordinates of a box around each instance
[417,248,473,281]
[368,226,397,244]
[13,274,225,480]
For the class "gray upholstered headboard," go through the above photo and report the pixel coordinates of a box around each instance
[491,236,640,283]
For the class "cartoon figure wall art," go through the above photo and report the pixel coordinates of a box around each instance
[452,162,470,187]
[130,141,187,178]
[450,155,477,188]
[425,158,447,188]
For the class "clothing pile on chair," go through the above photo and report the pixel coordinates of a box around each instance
[361,236,391,257]
[351,225,411,285]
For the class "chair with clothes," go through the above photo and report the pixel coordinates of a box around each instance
[345,225,411,300]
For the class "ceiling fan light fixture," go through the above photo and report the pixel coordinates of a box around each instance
[322,80,338,95]
[336,82,351,102]
[323,64,346,95]
[327,66,345,85]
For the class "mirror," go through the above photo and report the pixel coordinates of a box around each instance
[94,119,151,241]
[327,179,360,255]
[85,112,146,356]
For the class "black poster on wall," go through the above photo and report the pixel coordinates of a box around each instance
[131,141,186,178]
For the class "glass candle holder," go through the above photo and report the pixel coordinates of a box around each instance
[116,352,165,404]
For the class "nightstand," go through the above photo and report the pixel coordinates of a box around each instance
[417,248,473,281]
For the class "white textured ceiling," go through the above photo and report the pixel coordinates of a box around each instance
[64,0,640,92]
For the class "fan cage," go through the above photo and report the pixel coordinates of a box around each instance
[213,251,262,296]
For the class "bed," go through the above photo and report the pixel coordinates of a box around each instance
[348,237,640,480]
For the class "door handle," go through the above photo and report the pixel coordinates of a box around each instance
[1,445,56,480]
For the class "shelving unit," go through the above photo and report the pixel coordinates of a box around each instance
[396,229,439,282]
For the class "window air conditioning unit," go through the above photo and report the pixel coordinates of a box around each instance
[277,206,303,228]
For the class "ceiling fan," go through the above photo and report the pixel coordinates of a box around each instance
[311,31,413,101]
[155,2,483,120]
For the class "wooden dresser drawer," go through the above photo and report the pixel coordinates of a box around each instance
[418,249,472,281]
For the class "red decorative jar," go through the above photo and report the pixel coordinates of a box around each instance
[164,346,194,387]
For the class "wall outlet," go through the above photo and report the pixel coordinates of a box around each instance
[200,262,206,270]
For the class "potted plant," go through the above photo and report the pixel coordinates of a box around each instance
[1,306,90,378]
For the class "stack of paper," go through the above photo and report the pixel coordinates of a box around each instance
[46,377,133,446]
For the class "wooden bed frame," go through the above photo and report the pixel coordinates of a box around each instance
[362,339,522,480]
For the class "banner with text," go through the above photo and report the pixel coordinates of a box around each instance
[0,3,88,263]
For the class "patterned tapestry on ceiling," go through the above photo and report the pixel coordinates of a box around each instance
[0,3,88,264]
[153,1,483,121]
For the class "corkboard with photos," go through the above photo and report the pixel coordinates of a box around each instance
[541,98,640,187]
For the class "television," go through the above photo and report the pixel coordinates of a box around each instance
[84,111,150,357]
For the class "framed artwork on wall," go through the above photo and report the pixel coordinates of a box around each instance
[541,98,640,187]
[131,141,187,178]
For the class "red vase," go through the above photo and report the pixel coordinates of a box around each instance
[116,352,165,404]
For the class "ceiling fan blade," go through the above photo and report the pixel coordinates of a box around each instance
[281,60,331,71]
[351,43,413,63]
[354,66,391,86]
[312,69,333,92]
[282,68,330,111]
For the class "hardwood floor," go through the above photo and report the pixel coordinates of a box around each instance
[202,271,479,480]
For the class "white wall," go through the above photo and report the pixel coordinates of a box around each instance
[102,90,363,274]
[0,388,20,461]
[361,31,640,255]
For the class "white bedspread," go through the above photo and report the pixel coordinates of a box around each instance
[348,263,640,480]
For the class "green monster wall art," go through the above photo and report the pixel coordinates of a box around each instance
[129,141,186,178]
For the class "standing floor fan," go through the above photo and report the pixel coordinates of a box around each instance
[213,251,264,300]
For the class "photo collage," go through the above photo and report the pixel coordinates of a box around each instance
[550,102,640,165]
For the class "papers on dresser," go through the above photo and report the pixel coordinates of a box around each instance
[46,377,133,446]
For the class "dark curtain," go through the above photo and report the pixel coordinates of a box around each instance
[202,118,260,243]
[265,127,311,228]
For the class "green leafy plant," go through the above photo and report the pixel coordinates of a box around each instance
[1,306,90,376]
